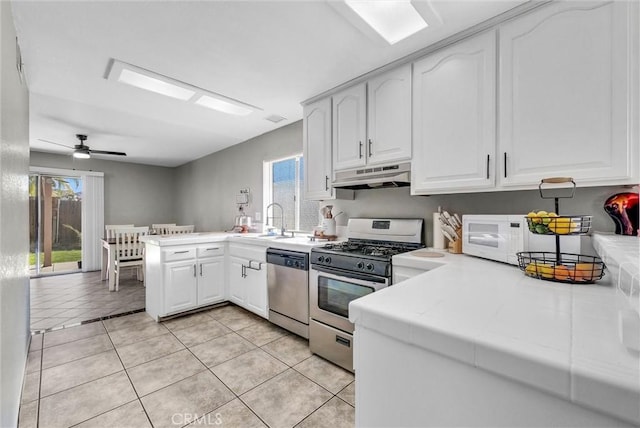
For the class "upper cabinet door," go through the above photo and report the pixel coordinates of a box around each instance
[367,65,412,165]
[333,84,367,171]
[499,1,638,186]
[412,31,497,194]
[303,97,333,200]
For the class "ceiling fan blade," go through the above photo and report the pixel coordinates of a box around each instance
[37,138,74,149]
[89,149,127,156]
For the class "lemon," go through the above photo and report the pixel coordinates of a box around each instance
[525,262,554,278]
[548,217,578,234]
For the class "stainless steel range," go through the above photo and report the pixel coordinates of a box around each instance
[309,218,424,372]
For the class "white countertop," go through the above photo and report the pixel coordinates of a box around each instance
[139,231,335,252]
[351,242,640,425]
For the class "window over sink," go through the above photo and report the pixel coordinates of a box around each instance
[263,155,319,233]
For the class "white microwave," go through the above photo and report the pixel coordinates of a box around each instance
[462,214,591,265]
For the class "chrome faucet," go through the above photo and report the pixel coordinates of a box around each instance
[265,202,286,236]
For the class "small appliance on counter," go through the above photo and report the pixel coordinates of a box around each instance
[314,205,342,239]
[230,189,255,233]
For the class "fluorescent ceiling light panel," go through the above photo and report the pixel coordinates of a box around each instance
[107,60,261,116]
[345,0,428,44]
[195,95,253,116]
[117,68,195,101]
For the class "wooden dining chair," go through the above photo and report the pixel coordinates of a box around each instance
[113,226,149,291]
[166,225,195,234]
[151,223,176,235]
[105,224,134,239]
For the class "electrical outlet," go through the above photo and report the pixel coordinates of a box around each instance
[255,212,261,222]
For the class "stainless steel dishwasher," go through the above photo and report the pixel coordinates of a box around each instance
[266,248,309,339]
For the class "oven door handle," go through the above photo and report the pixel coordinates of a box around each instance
[311,265,388,284]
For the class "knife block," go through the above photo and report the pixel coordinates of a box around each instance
[448,228,462,254]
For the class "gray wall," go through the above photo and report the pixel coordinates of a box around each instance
[174,121,302,231]
[175,120,632,246]
[0,2,31,425]
[30,152,176,226]
[330,185,632,246]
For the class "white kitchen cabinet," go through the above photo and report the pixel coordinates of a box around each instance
[332,66,412,172]
[498,1,638,187]
[145,242,226,320]
[228,243,268,318]
[164,260,198,314]
[332,84,367,171]
[228,256,247,306]
[198,257,225,305]
[411,31,496,195]
[244,261,267,318]
[303,97,334,200]
[367,64,412,166]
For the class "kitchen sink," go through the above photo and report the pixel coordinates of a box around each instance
[257,234,293,239]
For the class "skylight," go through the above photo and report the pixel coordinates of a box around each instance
[345,0,428,44]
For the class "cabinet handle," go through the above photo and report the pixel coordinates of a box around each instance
[204,247,218,252]
[358,141,363,158]
[241,265,246,278]
[486,154,490,179]
[325,175,329,191]
[503,152,507,178]
[200,263,203,276]
[174,250,189,254]
[193,264,197,277]
[368,139,373,157]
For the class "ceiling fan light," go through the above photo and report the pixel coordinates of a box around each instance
[73,151,90,159]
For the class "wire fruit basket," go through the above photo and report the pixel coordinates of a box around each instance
[525,215,592,235]
[517,252,605,284]
[516,177,605,284]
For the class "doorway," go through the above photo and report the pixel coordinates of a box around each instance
[29,174,83,276]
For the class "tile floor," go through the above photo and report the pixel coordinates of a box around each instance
[30,271,146,333]
[19,304,355,428]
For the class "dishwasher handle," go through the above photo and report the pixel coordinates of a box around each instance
[266,248,309,271]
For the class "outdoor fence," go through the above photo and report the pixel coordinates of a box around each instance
[29,197,82,251]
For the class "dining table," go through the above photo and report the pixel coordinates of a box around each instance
[100,237,117,291]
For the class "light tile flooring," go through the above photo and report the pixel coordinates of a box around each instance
[19,304,355,428]
[30,271,146,333]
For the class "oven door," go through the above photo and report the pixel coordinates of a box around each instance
[310,265,389,333]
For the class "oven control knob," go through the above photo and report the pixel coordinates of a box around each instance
[318,256,325,263]
[294,261,300,267]
[357,261,365,270]
[366,263,374,271]
[325,257,332,264]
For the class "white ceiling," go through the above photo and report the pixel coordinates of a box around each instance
[13,0,526,167]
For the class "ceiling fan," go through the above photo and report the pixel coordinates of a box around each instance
[37,134,127,159]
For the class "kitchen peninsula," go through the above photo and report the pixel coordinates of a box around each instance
[350,234,640,427]
[140,232,327,321]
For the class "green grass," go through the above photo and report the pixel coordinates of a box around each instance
[29,250,81,266]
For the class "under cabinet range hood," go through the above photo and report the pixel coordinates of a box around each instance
[333,162,411,190]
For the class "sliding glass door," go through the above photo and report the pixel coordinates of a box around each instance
[29,174,83,276]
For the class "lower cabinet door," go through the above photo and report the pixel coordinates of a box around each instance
[245,264,268,318]
[228,257,247,306]
[198,256,225,305]
[164,261,198,315]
